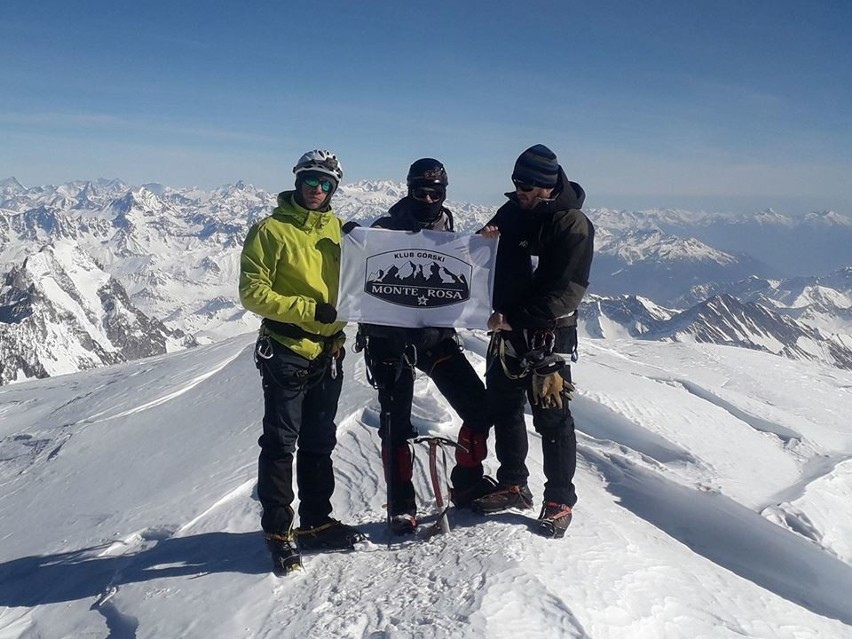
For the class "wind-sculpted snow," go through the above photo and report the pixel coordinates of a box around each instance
[583,450,852,625]
[762,458,852,564]
[1,331,851,637]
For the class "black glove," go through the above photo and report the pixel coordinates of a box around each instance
[342,220,360,234]
[314,303,338,324]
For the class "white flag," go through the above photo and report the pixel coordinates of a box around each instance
[338,227,498,329]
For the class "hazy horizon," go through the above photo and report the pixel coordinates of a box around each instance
[2,1,851,215]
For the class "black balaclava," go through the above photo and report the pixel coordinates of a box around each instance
[406,158,448,225]
[409,189,446,224]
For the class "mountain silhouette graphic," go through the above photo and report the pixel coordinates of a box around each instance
[370,260,467,290]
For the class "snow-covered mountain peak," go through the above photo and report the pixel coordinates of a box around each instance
[109,186,169,215]
[342,179,407,198]
[744,208,795,228]
[212,179,260,197]
[787,284,852,310]
[602,228,737,266]
[0,241,189,384]
[141,182,167,195]
[0,176,26,200]
[803,209,851,226]
[20,243,110,303]
[206,181,271,214]
[580,293,676,339]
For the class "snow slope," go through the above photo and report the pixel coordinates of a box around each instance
[1,330,851,638]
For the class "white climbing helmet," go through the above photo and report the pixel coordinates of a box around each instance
[292,149,344,183]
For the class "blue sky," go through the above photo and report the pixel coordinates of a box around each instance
[2,1,850,213]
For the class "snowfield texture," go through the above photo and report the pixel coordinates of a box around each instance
[1,329,851,638]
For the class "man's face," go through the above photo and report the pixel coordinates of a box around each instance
[299,173,334,210]
[514,181,555,210]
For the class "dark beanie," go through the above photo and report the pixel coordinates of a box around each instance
[512,144,559,188]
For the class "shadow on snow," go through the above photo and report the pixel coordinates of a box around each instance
[0,531,268,607]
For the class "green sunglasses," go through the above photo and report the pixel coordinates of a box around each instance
[303,176,334,193]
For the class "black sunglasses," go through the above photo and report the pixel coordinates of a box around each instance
[412,187,444,202]
[512,179,536,192]
[303,176,334,193]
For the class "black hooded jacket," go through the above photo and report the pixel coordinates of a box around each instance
[486,168,594,329]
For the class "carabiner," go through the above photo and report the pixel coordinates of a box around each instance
[256,335,274,360]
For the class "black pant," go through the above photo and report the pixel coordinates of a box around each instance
[368,336,488,513]
[255,337,344,534]
[486,342,578,507]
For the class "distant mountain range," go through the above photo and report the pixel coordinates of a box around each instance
[582,292,852,370]
[592,227,776,304]
[1,176,850,382]
[592,206,852,278]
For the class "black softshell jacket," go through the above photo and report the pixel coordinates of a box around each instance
[486,168,594,329]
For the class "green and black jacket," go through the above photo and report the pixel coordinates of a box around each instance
[239,191,347,360]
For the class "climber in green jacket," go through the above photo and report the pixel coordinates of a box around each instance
[239,149,364,576]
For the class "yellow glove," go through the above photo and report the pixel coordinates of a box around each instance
[531,372,576,409]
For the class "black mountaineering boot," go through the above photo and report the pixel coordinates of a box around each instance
[537,502,573,539]
[471,483,534,515]
[265,532,302,576]
[294,519,366,551]
[450,475,498,509]
[390,512,417,536]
